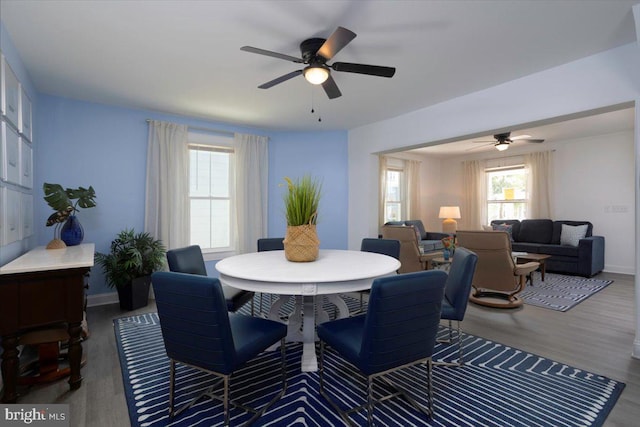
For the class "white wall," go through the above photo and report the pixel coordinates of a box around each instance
[554,131,634,273]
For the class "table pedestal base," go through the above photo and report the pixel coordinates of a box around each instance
[267,294,350,372]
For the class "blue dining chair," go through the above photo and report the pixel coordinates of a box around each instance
[439,247,478,366]
[166,245,255,315]
[356,238,401,313]
[152,271,288,425]
[257,238,285,316]
[317,269,447,425]
[257,238,284,252]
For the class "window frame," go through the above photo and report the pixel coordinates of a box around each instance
[384,166,405,223]
[187,131,235,260]
[485,165,528,223]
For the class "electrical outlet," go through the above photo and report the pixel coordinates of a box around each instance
[612,205,629,213]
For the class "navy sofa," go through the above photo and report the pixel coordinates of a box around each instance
[490,219,605,277]
[384,220,449,252]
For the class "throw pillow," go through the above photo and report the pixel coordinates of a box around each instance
[482,225,493,231]
[492,223,514,241]
[560,224,588,247]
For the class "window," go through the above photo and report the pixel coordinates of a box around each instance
[188,132,234,253]
[486,166,527,222]
[384,168,404,223]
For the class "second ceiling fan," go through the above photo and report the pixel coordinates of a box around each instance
[241,26,396,99]
[473,132,545,151]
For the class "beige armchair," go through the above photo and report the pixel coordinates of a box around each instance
[456,230,539,308]
[381,225,428,274]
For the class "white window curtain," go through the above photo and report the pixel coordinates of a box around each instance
[144,120,190,250]
[405,159,421,220]
[462,159,486,230]
[378,155,388,228]
[233,133,268,254]
[525,150,554,218]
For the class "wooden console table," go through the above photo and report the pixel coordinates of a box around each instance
[0,243,94,403]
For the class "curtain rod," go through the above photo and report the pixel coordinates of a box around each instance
[145,119,235,137]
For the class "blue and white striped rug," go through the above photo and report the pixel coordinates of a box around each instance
[115,308,624,426]
[520,272,613,312]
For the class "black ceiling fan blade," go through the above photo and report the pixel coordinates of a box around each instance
[317,27,356,60]
[322,75,342,99]
[331,62,396,78]
[241,46,304,63]
[524,139,545,143]
[258,70,303,89]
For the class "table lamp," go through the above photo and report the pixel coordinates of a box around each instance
[439,206,461,233]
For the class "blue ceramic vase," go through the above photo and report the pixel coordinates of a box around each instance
[443,248,451,261]
[61,215,84,246]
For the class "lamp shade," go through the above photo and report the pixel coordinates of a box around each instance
[495,142,509,151]
[303,66,329,85]
[439,206,461,219]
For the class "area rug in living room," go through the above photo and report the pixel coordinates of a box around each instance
[520,272,613,312]
[114,312,624,427]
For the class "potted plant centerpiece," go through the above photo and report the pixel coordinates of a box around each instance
[282,175,322,262]
[44,182,97,248]
[94,229,166,310]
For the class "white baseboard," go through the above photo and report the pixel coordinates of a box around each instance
[632,338,640,359]
[603,264,636,275]
[86,291,156,307]
[86,292,119,307]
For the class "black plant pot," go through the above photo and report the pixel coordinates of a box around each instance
[117,276,151,311]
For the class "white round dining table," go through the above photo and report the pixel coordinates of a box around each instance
[215,249,400,371]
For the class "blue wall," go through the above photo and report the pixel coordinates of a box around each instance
[268,131,348,249]
[35,95,348,295]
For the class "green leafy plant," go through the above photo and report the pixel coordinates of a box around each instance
[283,175,322,226]
[94,229,166,289]
[44,182,97,227]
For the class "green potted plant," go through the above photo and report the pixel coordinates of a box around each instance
[43,182,97,248]
[94,229,166,310]
[282,175,322,262]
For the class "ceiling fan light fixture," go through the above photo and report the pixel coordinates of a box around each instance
[303,65,329,85]
[495,141,509,151]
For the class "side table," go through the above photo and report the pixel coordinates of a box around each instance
[515,253,551,285]
[430,256,452,271]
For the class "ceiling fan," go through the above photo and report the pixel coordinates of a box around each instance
[473,132,545,151]
[240,26,396,99]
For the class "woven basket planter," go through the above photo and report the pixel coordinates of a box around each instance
[284,224,320,262]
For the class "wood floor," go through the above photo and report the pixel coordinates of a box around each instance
[4,271,639,427]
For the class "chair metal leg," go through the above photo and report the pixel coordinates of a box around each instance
[456,321,463,365]
[223,375,230,426]
[319,342,433,426]
[435,320,464,367]
[426,359,433,416]
[366,376,374,426]
[169,340,287,425]
[319,341,325,392]
[168,359,176,418]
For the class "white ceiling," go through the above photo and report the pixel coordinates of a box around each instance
[1,0,638,132]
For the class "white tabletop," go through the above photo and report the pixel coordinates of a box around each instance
[0,243,95,275]
[216,249,400,295]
